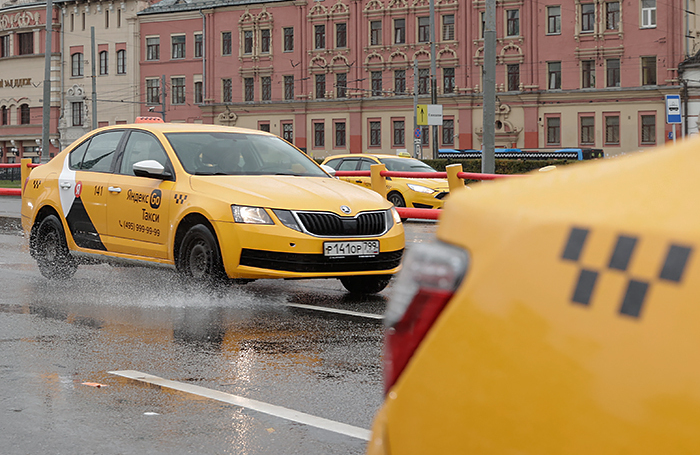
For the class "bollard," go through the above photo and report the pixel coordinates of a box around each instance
[446,163,465,193]
[370,163,387,200]
[20,158,32,198]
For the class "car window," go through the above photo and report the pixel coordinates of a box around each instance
[68,140,90,170]
[324,158,342,170]
[120,131,169,176]
[165,132,328,177]
[359,159,377,171]
[337,159,360,171]
[378,157,437,173]
[77,131,123,172]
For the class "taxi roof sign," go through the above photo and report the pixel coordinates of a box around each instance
[135,116,165,124]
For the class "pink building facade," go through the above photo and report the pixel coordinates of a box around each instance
[138,0,692,157]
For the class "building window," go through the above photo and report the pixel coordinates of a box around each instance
[371,21,382,46]
[282,123,293,143]
[442,119,454,145]
[641,114,655,144]
[146,37,160,60]
[71,53,84,77]
[394,19,406,44]
[442,14,455,41]
[117,9,121,28]
[99,50,108,75]
[641,0,656,28]
[606,2,620,30]
[395,70,406,94]
[582,60,595,88]
[172,35,185,59]
[259,123,271,132]
[146,78,160,104]
[421,126,430,146]
[314,122,325,147]
[642,56,656,85]
[261,76,271,101]
[116,49,126,74]
[105,10,109,28]
[244,31,253,54]
[371,71,382,96]
[370,121,381,146]
[547,6,561,34]
[284,27,294,51]
[336,23,347,48]
[393,120,405,147]
[194,81,203,104]
[244,78,254,101]
[284,75,294,100]
[316,74,325,99]
[419,68,430,95]
[506,10,519,37]
[607,58,620,87]
[335,122,346,147]
[548,62,561,89]
[1,106,7,125]
[19,104,30,125]
[418,17,430,43]
[507,64,519,91]
[171,77,185,104]
[1,35,9,58]
[581,4,595,32]
[336,73,347,98]
[547,116,561,145]
[605,115,620,144]
[315,24,325,49]
[222,78,232,103]
[480,12,486,38]
[443,67,455,94]
[18,32,32,55]
[580,116,595,144]
[71,102,82,126]
[195,33,203,58]
[222,32,232,56]
[261,29,270,53]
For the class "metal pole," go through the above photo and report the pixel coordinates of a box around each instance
[413,59,419,159]
[429,0,438,159]
[91,27,97,130]
[41,0,53,163]
[482,0,496,174]
[161,74,166,121]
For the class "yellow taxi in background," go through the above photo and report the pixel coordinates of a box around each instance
[368,138,700,453]
[321,154,449,209]
[21,120,404,294]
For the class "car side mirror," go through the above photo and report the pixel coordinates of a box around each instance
[320,164,337,177]
[133,159,172,180]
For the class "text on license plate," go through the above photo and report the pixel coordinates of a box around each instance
[324,240,379,257]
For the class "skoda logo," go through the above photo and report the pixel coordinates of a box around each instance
[340,205,351,214]
[150,189,162,209]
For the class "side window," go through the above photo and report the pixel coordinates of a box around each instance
[359,159,375,171]
[337,159,359,171]
[120,130,169,175]
[68,140,90,170]
[80,131,123,172]
[324,158,342,170]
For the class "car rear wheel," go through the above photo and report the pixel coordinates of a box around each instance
[32,214,78,280]
[340,275,392,294]
[387,192,406,208]
[178,224,227,288]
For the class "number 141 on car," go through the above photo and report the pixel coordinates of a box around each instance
[324,240,379,257]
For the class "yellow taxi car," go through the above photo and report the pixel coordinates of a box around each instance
[21,119,404,294]
[321,154,449,209]
[368,137,700,453]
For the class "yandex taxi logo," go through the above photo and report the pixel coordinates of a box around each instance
[150,189,162,209]
[562,227,693,319]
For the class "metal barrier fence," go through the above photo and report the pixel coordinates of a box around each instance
[0,159,38,196]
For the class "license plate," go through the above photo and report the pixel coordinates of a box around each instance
[324,240,379,257]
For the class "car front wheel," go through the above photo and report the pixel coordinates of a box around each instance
[178,224,227,288]
[387,192,406,208]
[32,214,78,280]
[340,275,392,294]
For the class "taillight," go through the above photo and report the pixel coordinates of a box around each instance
[384,241,469,393]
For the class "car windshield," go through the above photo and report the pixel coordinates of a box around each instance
[378,157,438,173]
[165,132,329,177]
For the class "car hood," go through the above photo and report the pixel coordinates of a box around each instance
[190,175,392,215]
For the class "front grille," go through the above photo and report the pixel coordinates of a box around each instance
[239,248,404,273]
[296,211,387,236]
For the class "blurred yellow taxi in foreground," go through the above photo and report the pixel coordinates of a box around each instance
[321,154,449,209]
[369,137,700,453]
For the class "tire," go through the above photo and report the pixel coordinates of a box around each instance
[340,275,392,294]
[387,192,406,208]
[32,214,77,280]
[177,224,227,288]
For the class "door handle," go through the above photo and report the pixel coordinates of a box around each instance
[108,186,122,193]
[59,181,72,189]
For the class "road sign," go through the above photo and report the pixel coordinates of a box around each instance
[426,104,443,126]
[666,94,681,124]
[417,105,428,125]
[414,127,421,139]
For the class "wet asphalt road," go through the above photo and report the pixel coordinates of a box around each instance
[0,201,437,455]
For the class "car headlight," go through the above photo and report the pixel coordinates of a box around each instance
[406,183,435,194]
[271,209,302,232]
[390,207,402,225]
[231,205,274,224]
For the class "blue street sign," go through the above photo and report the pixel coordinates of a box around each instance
[414,128,421,139]
[666,95,682,124]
